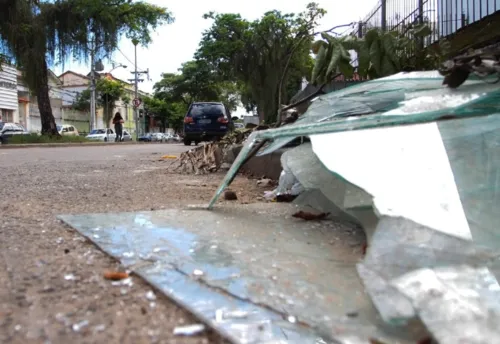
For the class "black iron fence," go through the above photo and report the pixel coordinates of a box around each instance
[353,0,499,44]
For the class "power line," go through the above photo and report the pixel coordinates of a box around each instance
[117,47,145,72]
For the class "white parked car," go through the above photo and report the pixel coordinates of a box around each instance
[86,128,133,142]
[86,128,116,142]
[151,132,165,142]
[121,130,133,141]
[57,124,79,136]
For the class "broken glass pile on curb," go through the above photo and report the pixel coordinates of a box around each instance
[209,71,500,342]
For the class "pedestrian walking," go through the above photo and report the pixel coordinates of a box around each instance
[112,112,124,142]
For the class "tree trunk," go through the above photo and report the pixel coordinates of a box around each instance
[37,57,59,136]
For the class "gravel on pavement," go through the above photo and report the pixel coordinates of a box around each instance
[0,144,264,344]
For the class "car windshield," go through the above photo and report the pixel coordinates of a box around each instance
[0,122,4,130]
[90,129,106,134]
[189,103,225,117]
[57,125,62,131]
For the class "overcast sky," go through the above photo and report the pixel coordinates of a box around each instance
[54,0,376,116]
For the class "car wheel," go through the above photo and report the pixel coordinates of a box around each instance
[194,141,200,146]
[104,137,108,142]
[183,138,192,146]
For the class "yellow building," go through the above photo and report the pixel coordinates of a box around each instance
[58,70,148,135]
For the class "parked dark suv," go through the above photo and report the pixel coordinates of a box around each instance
[183,102,233,146]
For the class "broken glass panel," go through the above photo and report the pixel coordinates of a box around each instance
[257,71,499,156]
[207,71,500,341]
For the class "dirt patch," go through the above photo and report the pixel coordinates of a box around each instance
[0,147,265,343]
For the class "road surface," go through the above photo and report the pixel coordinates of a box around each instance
[0,143,260,344]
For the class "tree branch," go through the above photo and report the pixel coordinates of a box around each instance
[319,22,356,36]
[274,22,355,125]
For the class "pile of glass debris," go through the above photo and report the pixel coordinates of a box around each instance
[209,71,500,343]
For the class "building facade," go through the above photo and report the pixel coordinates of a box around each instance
[0,64,19,123]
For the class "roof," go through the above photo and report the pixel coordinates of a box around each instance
[93,72,131,86]
[58,70,90,80]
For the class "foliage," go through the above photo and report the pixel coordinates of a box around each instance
[7,133,89,144]
[195,3,325,123]
[311,23,448,84]
[143,96,186,133]
[0,0,173,135]
[152,59,241,131]
[72,88,92,112]
[71,78,125,127]
[98,78,125,127]
[154,60,238,111]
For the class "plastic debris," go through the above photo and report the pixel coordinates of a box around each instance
[263,190,277,200]
[72,320,89,332]
[64,274,76,281]
[161,155,177,159]
[173,324,206,336]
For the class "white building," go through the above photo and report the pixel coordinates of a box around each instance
[0,64,19,123]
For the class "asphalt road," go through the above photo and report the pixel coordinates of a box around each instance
[0,143,260,344]
[0,143,192,166]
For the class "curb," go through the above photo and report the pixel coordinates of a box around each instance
[0,142,172,149]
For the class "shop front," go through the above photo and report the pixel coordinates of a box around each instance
[0,64,19,123]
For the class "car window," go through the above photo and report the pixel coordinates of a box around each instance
[189,104,226,117]
[107,129,114,134]
[69,126,74,132]
[62,127,68,132]
[123,131,129,135]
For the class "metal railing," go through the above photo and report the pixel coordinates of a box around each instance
[352,0,498,44]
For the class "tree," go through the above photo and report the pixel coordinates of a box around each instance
[196,3,325,123]
[98,78,125,128]
[154,60,239,111]
[0,0,173,135]
[143,96,186,133]
[71,77,125,128]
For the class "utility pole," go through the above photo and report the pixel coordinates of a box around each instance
[128,40,149,140]
[90,45,96,131]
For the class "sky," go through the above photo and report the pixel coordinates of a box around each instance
[53,0,377,116]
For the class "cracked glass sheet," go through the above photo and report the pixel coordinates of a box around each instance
[59,204,425,343]
[392,265,500,344]
[257,71,496,157]
[209,73,500,209]
[358,215,500,326]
